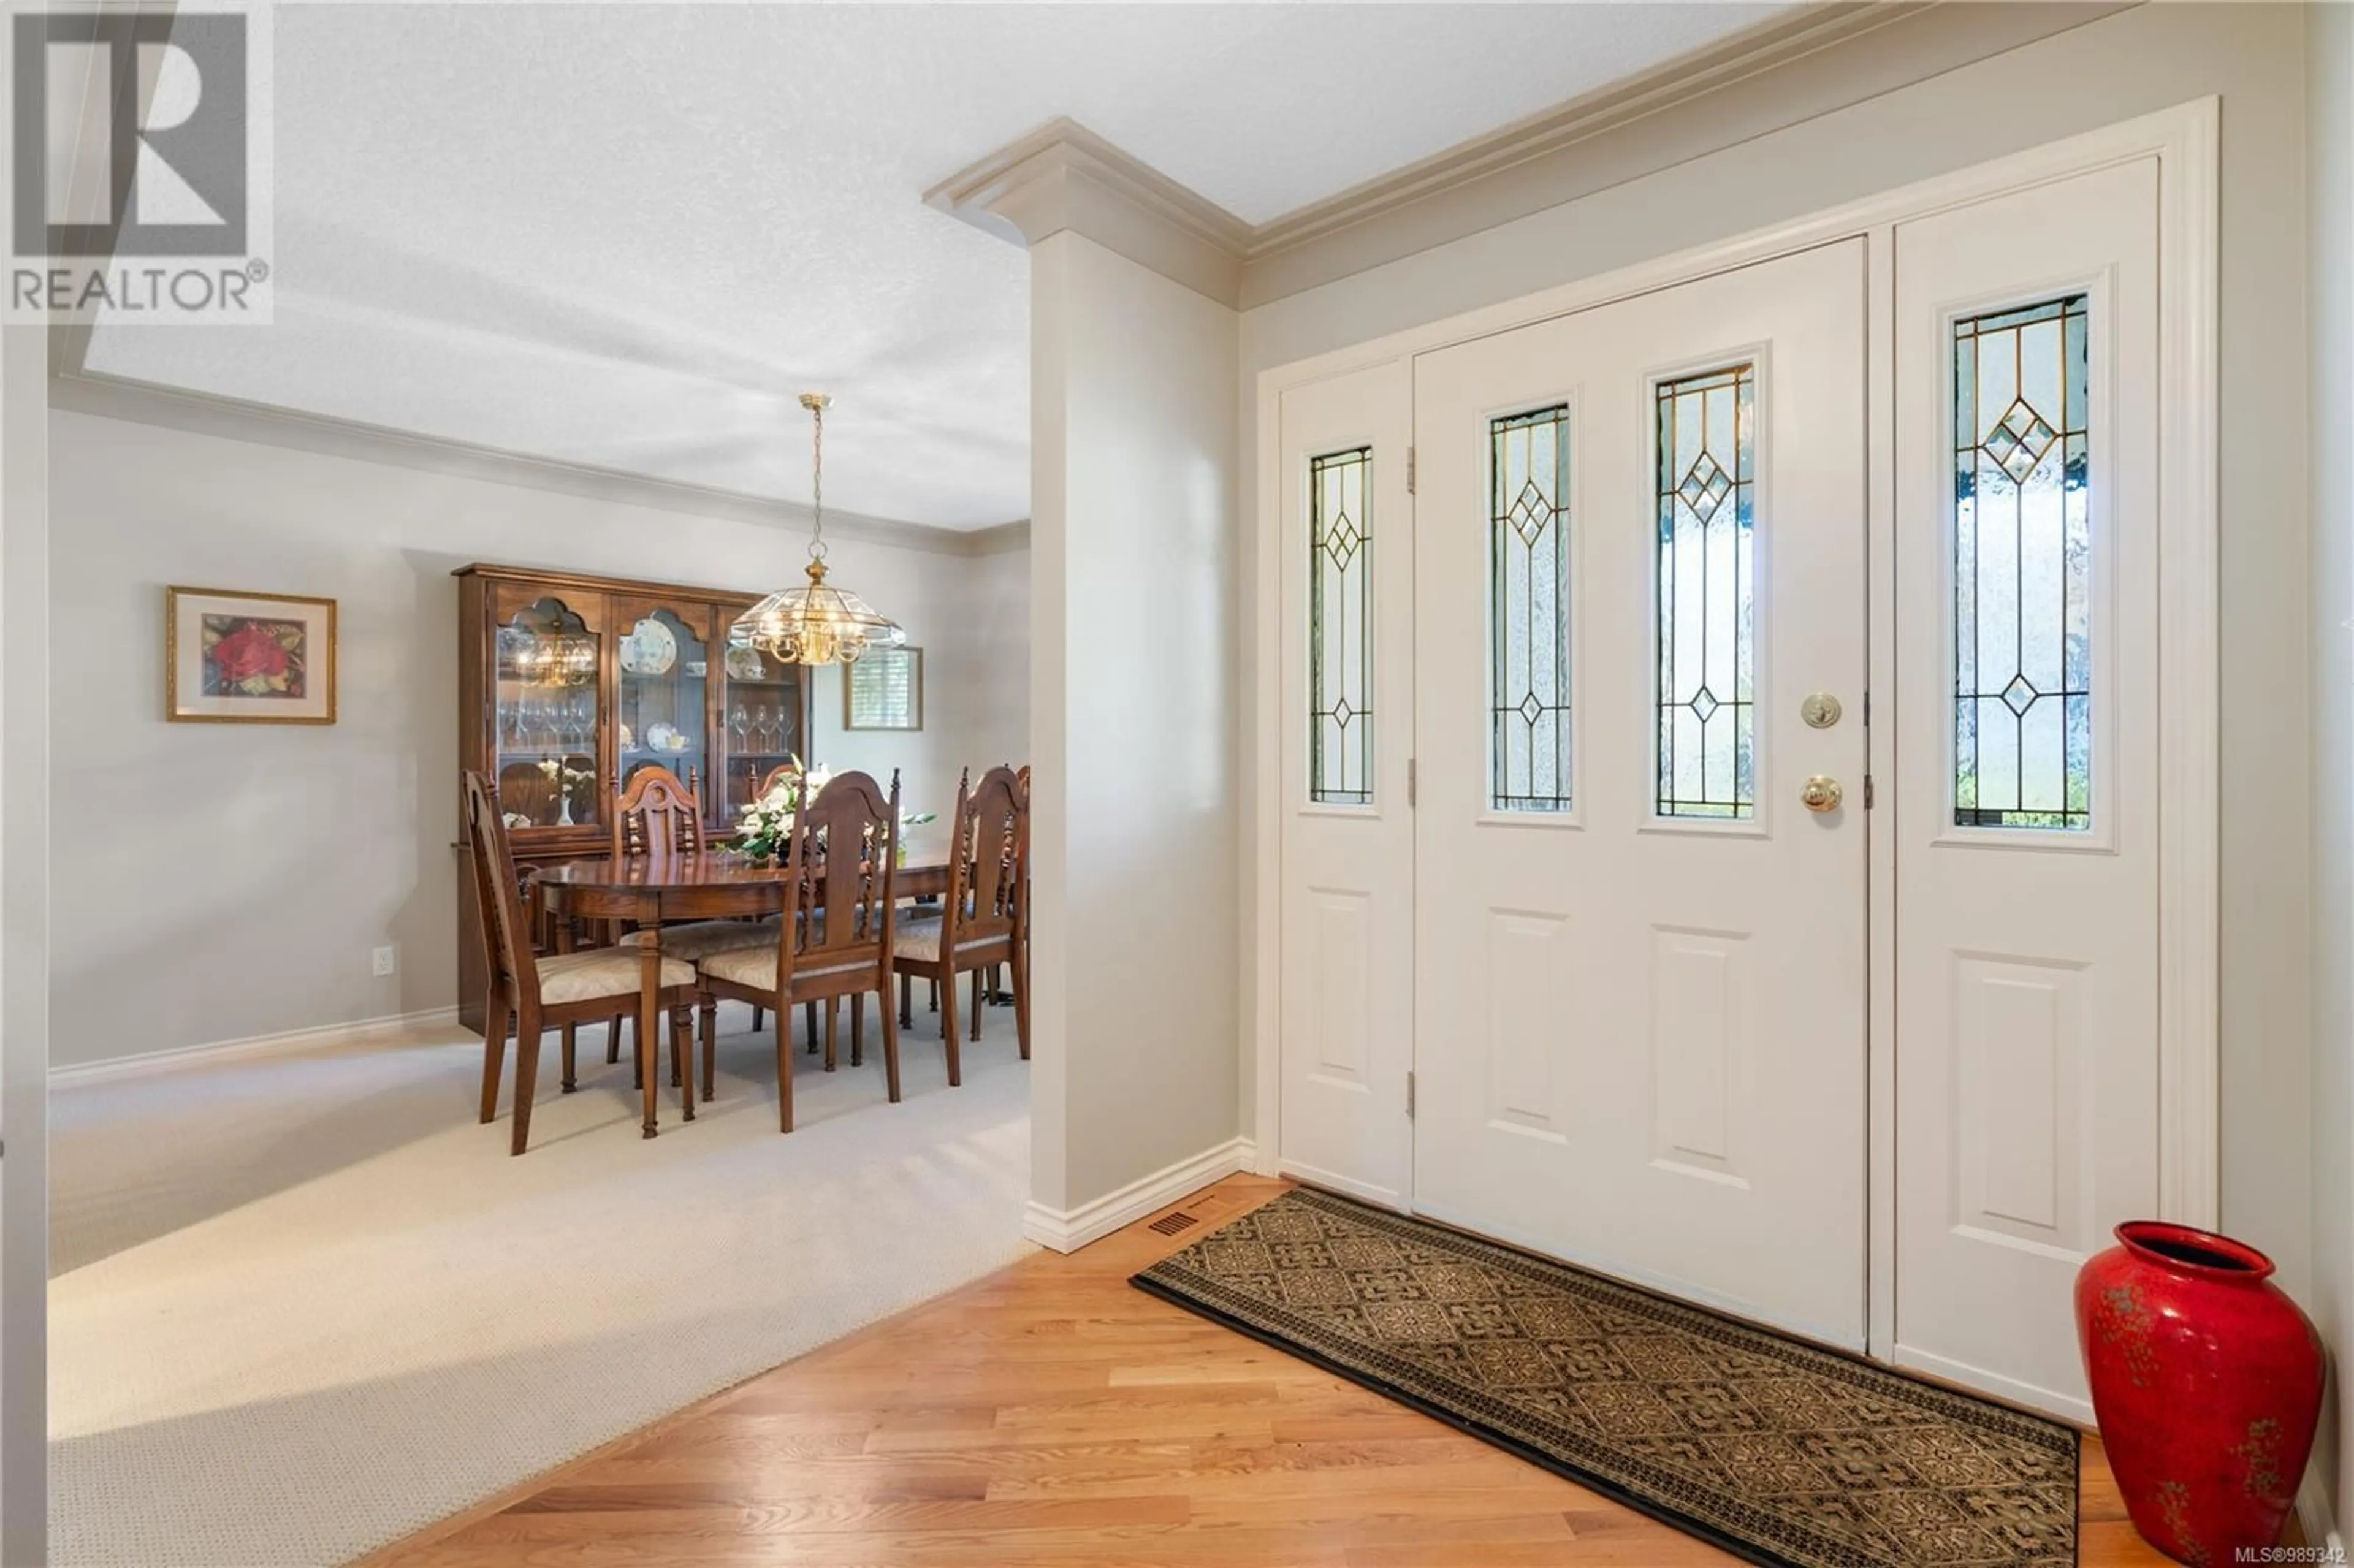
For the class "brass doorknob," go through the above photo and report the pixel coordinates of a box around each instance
[1801,775,1843,814]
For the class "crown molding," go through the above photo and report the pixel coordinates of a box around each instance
[962,519,1033,557]
[1238,0,2130,306]
[1240,1,1929,262]
[925,116,1252,308]
[48,369,1024,557]
[928,2,2132,310]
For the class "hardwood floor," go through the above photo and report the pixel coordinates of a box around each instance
[367,1175,2177,1567]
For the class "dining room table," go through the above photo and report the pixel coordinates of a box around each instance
[533,848,952,1138]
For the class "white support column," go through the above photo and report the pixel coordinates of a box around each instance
[935,127,1251,1248]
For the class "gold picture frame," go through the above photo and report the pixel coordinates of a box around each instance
[842,645,922,732]
[166,586,339,724]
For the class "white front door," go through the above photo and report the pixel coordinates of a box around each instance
[1409,241,1870,1346]
[1276,361,1417,1208]
[1890,160,2162,1422]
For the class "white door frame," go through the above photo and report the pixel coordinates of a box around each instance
[1248,98,2219,1362]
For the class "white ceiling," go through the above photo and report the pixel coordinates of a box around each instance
[86,3,1791,531]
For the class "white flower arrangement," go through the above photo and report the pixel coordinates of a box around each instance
[733,757,935,861]
[734,759,833,861]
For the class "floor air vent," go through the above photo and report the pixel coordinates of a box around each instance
[1147,1211,1199,1236]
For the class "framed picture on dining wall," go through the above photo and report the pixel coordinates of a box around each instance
[166,586,338,724]
[842,645,921,731]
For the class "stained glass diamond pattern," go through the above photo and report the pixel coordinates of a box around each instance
[1332,697,1355,731]
[1983,398,2059,484]
[2000,674,2039,718]
[1508,481,1553,547]
[1518,691,1544,728]
[1677,452,1734,524]
[1324,512,1362,572]
[1689,687,1720,724]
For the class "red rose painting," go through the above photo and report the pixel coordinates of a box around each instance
[169,588,337,723]
[201,614,308,699]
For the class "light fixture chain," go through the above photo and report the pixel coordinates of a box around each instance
[808,398,826,561]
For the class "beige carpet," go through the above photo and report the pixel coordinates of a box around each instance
[49,1000,1033,1567]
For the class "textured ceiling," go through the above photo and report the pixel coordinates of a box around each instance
[86,3,1791,531]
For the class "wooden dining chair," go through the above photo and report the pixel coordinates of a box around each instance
[603,762,780,1071]
[696,770,903,1132]
[741,759,820,1051]
[612,763,704,857]
[596,763,702,1068]
[463,771,699,1154]
[752,759,799,804]
[892,765,1029,1084]
[984,763,1034,1005]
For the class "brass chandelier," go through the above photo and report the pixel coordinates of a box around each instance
[728,392,906,666]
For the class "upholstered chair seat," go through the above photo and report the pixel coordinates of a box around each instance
[891,923,1000,965]
[697,945,871,991]
[536,950,696,1005]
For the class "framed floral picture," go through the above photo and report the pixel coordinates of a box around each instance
[166,587,338,724]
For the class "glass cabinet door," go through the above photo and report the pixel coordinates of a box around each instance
[493,597,604,829]
[718,643,807,817]
[614,601,712,803]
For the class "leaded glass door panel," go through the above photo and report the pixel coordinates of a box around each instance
[1408,241,1869,1349]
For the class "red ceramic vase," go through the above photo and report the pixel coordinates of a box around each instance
[2075,1222,2324,1566]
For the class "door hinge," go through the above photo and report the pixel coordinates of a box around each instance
[1406,446,1416,495]
[1407,757,1417,807]
[1864,774,1876,809]
[1406,1071,1416,1120]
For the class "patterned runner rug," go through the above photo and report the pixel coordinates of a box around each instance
[1133,1187,2078,1568]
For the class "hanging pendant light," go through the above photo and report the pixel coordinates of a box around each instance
[728,392,906,666]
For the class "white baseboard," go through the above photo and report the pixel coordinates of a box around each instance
[51,1005,465,1087]
[2298,1459,2344,1556]
[1023,1136,1259,1254]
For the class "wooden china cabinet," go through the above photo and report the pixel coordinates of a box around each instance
[452,562,812,1032]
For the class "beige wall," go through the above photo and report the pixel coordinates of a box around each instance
[45,411,1027,1068]
[1027,231,1240,1216]
[1239,3,2316,1298]
[2308,0,2353,1529]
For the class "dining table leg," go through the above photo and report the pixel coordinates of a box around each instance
[638,923,662,1139]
